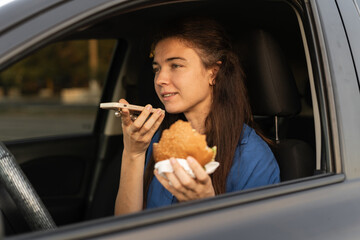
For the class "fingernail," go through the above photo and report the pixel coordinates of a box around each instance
[170,158,176,164]
[146,105,152,111]
[187,156,195,163]
[156,109,162,115]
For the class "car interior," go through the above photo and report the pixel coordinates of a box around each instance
[0,0,327,236]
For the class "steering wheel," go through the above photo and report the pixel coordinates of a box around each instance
[0,142,56,231]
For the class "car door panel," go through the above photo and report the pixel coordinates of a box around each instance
[4,135,98,226]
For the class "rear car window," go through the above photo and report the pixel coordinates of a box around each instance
[0,39,116,141]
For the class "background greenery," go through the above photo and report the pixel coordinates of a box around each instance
[0,39,115,96]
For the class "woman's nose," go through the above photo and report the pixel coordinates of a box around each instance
[155,69,170,86]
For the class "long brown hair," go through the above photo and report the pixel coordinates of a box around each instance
[144,17,268,206]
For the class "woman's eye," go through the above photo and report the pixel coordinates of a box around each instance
[152,67,160,73]
[171,64,181,69]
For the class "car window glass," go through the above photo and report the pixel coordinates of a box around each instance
[0,39,116,141]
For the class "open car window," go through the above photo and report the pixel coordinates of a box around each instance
[76,0,332,218]
[0,39,116,141]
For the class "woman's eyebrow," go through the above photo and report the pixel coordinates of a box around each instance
[152,57,186,66]
[166,57,186,62]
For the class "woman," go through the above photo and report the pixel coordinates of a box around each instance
[114,18,280,215]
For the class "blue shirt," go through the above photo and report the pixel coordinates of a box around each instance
[145,124,280,209]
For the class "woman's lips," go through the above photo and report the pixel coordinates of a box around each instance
[161,92,177,100]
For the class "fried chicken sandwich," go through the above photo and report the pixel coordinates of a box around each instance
[153,120,217,166]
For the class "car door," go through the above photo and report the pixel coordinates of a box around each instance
[0,0,130,234]
[0,37,120,229]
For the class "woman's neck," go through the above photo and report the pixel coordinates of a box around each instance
[184,110,208,134]
[182,94,212,134]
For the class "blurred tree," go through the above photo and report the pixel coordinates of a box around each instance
[0,39,115,96]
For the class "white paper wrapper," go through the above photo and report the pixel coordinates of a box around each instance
[154,158,220,178]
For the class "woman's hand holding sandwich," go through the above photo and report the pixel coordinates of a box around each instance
[154,156,215,201]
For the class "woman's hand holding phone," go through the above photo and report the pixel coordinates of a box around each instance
[117,99,165,158]
[113,99,164,215]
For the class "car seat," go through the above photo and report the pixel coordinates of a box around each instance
[237,29,315,181]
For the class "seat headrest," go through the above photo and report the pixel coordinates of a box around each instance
[238,29,301,117]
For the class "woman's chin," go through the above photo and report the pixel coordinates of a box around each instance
[164,106,183,114]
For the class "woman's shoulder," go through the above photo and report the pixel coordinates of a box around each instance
[239,124,268,148]
[228,124,280,191]
[236,124,276,167]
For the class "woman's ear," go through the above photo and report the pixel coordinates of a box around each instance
[208,61,222,86]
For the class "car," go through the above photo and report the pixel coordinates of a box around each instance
[0,0,359,239]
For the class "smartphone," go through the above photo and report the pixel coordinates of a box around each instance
[100,102,157,113]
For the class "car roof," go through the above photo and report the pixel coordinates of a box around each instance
[0,0,68,35]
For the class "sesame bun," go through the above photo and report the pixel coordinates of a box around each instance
[153,120,216,167]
